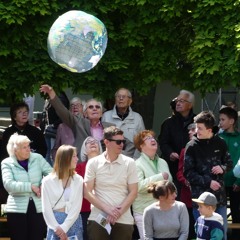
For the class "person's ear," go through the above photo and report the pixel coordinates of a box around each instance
[83,111,88,118]
[229,119,234,126]
[128,98,133,106]
[103,139,108,146]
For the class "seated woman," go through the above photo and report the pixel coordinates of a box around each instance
[76,136,102,240]
[1,133,52,240]
[41,145,84,240]
[132,130,172,240]
[143,180,189,240]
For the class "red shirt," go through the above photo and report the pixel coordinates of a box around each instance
[76,162,91,212]
[176,148,192,208]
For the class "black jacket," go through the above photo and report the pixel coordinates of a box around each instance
[158,110,195,178]
[184,135,233,207]
[0,123,47,161]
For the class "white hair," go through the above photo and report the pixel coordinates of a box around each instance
[80,136,102,162]
[70,97,82,105]
[180,89,195,105]
[115,88,132,98]
[7,133,31,157]
[83,99,103,112]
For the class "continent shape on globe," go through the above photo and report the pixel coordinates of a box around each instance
[47,10,108,73]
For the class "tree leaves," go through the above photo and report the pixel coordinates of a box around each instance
[0,0,239,103]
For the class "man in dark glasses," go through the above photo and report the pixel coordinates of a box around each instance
[84,126,138,240]
[102,88,145,159]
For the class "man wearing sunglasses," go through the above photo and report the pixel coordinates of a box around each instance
[84,126,138,240]
[102,88,145,158]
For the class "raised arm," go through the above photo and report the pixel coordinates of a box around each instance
[40,85,76,131]
[39,84,56,100]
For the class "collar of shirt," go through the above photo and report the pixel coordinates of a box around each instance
[90,121,103,141]
[116,106,130,120]
[102,153,124,165]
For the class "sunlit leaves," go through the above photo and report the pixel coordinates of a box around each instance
[0,0,240,102]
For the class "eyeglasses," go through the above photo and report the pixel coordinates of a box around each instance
[70,103,82,108]
[176,99,191,104]
[16,110,29,115]
[144,136,156,142]
[85,139,99,145]
[107,139,126,145]
[87,105,101,110]
[116,95,131,100]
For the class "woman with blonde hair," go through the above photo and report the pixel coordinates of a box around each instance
[42,145,83,240]
[1,133,52,240]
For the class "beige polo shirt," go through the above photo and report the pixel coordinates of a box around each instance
[84,152,138,224]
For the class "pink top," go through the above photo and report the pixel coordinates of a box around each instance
[90,121,103,141]
[51,123,75,160]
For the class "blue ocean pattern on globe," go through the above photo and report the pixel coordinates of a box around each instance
[47,10,108,73]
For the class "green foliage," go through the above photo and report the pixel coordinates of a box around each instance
[0,0,239,103]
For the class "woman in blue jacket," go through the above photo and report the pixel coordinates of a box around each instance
[1,133,52,240]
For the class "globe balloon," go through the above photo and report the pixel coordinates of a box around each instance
[47,10,108,73]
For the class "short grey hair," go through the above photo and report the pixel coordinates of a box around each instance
[179,90,195,105]
[115,88,132,98]
[70,97,82,105]
[83,98,103,112]
[7,133,31,157]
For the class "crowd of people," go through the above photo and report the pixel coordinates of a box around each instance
[0,85,239,240]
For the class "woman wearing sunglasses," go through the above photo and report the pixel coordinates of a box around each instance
[132,130,172,240]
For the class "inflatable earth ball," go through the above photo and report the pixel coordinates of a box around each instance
[47,10,108,73]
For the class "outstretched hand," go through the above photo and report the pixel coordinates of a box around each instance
[39,84,56,99]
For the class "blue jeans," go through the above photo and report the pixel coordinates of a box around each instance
[46,212,83,240]
[193,205,227,240]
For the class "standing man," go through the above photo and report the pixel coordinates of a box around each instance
[102,88,145,158]
[84,126,138,240]
[184,111,233,240]
[158,89,195,197]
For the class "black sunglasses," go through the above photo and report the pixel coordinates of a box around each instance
[107,139,126,145]
[88,105,101,109]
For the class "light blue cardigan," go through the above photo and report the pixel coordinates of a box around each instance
[1,152,52,213]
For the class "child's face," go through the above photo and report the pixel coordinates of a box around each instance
[198,203,214,217]
[196,123,212,139]
[219,113,234,131]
